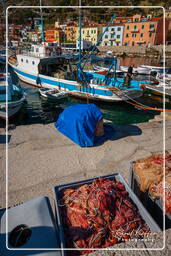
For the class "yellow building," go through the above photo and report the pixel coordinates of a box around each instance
[76,25,102,45]
[56,22,78,42]
[63,24,78,42]
[166,9,171,18]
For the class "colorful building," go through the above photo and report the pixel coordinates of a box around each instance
[123,15,158,47]
[166,9,171,18]
[154,18,171,45]
[102,24,124,46]
[62,23,78,42]
[77,25,102,45]
[45,28,65,44]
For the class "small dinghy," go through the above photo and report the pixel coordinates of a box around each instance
[39,88,68,101]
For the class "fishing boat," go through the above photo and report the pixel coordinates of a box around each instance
[0,73,26,119]
[138,65,171,76]
[39,87,68,101]
[143,82,171,102]
[9,41,154,102]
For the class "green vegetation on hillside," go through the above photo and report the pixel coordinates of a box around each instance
[0,0,169,25]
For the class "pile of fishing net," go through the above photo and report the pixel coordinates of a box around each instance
[59,178,150,255]
[149,176,171,214]
[133,152,171,214]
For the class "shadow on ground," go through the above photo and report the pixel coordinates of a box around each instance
[94,122,142,146]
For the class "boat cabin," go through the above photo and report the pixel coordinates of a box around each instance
[30,42,62,58]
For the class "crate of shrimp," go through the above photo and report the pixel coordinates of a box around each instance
[53,173,161,255]
[129,152,171,229]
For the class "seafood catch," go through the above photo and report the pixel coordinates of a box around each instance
[59,178,150,255]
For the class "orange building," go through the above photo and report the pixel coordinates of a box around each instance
[45,28,65,44]
[123,14,159,47]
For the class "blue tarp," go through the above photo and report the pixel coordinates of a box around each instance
[55,104,103,147]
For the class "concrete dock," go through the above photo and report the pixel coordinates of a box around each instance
[0,119,171,255]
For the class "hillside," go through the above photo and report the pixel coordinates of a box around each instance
[0,0,170,25]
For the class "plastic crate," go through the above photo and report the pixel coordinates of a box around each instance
[0,196,61,256]
[53,173,161,255]
[129,162,171,230]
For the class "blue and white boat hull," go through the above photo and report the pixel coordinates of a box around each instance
[10,63,143,102]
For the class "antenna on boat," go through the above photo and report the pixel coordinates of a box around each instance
[78,0,82,74]
[39,0,45,42]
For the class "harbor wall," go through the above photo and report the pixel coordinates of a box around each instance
[97,45,171,57]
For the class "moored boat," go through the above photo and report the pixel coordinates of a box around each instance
[143,83,171,102]
[9,42,152,102]
[0,73,26,120]
[39,87,68,101]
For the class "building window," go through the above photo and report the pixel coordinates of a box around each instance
[91,30,93,33]
[117,27,121,31]
[105,43,107,46]
[32,61,35,65]
[134,25,137,30]
[127,25,129,30]
[21,58,23,62]
[142,24,144,29]
[117,35,120,39]
[149,32,152,37]
[36,48,39,52]
[140,33,143,37]
[126,33,129,38]
[94,30,96,33]
[111,28,115,31]
[150,24,154,28]
[105,35,108,39]
[26,59,28,63]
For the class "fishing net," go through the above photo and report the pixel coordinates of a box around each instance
[133,152,171,192]
[133,152,171,214]
[59,178,150,255]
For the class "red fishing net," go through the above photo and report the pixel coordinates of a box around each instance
[59,178,150,255]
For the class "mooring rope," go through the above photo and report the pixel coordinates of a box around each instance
[109,86,171,112]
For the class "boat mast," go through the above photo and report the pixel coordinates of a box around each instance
[39,0,45,42]
[78,1,82,73]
